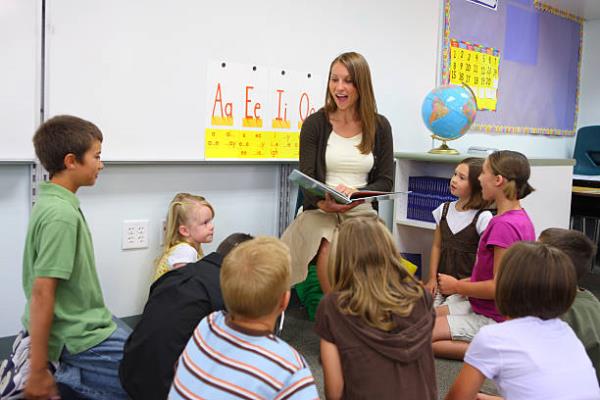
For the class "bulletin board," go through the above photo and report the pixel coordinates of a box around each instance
[442,0,583,136]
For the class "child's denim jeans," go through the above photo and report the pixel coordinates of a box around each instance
[55,317,132,400]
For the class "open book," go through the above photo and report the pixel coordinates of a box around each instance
[288,169,409,205]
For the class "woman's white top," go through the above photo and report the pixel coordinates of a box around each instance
[432,201,493,235]
[465,316,600,400]
[325,131,374,189]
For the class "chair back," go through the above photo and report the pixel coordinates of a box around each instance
[574,126,600,175]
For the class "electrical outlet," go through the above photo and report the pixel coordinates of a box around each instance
[159,219,167,246]
[122,219,149,250]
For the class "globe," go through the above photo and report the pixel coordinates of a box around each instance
[421,84,477,154]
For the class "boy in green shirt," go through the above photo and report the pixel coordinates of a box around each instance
[539,228,600,384]
[22,115,130,399]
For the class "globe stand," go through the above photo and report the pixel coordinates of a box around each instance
[429,137,459,155]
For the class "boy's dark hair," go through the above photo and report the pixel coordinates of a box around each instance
[496,241,576,320]
[216,233,254,257]
[460,157,492,210]
[539,228,596,284]
[33,115,103,177]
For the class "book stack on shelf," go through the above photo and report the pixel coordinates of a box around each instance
[407,176,457,223]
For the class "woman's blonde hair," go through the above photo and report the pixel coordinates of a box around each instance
[329,217,424,331]
[324,51,377,155]
[157,193,214,266]
[488,150,535,201]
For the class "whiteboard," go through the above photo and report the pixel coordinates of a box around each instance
[0,0,39,160]
[45,0,441,160]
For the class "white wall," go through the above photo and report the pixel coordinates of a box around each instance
[0,166,32,337]
[2,0,442,335]
[4,2,600,337]
[0,162,282,335]
[77,164,281,317]
[44,0,441,161]
[0,0,38,336]
[369,1,440,156]
[39,0,441,324]
[577,18,600,154]
[450,132,575,158]
[0,0,39,160]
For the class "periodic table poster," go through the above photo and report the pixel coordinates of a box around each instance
[449,39,500,111]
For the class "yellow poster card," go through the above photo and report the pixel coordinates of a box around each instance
[449,39,500,111]
[205,128,299,159]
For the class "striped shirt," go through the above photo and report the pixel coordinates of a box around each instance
[169,311,319,400]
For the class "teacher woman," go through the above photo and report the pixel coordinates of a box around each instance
[282,51,394,293]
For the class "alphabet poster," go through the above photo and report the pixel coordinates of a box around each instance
[205,61,324,159]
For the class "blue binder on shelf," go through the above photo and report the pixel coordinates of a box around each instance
[406,176,457,223]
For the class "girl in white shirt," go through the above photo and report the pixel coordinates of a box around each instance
[153,193,215,281]
[425,157,493,304]
[446,241,600,400]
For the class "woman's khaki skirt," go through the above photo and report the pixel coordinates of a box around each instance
[281,203,377,285]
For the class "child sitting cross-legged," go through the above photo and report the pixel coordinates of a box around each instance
[433,150,536,360]
[426,157,493,305]
[539,228,600,385]
[169,237,319,400]
[446,242,600,400]
[315,216,436,399]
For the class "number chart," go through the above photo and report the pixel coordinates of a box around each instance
[449,39,500,111]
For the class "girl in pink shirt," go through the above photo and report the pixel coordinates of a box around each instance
[431,150,535,360]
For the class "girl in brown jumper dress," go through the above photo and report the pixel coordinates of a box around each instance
[425,158,493,306]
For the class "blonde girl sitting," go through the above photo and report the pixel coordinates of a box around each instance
[153,193,214,281]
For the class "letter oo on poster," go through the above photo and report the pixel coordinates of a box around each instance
[298,92,316,123]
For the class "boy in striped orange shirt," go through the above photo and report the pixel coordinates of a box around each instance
[169,237,319,400]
